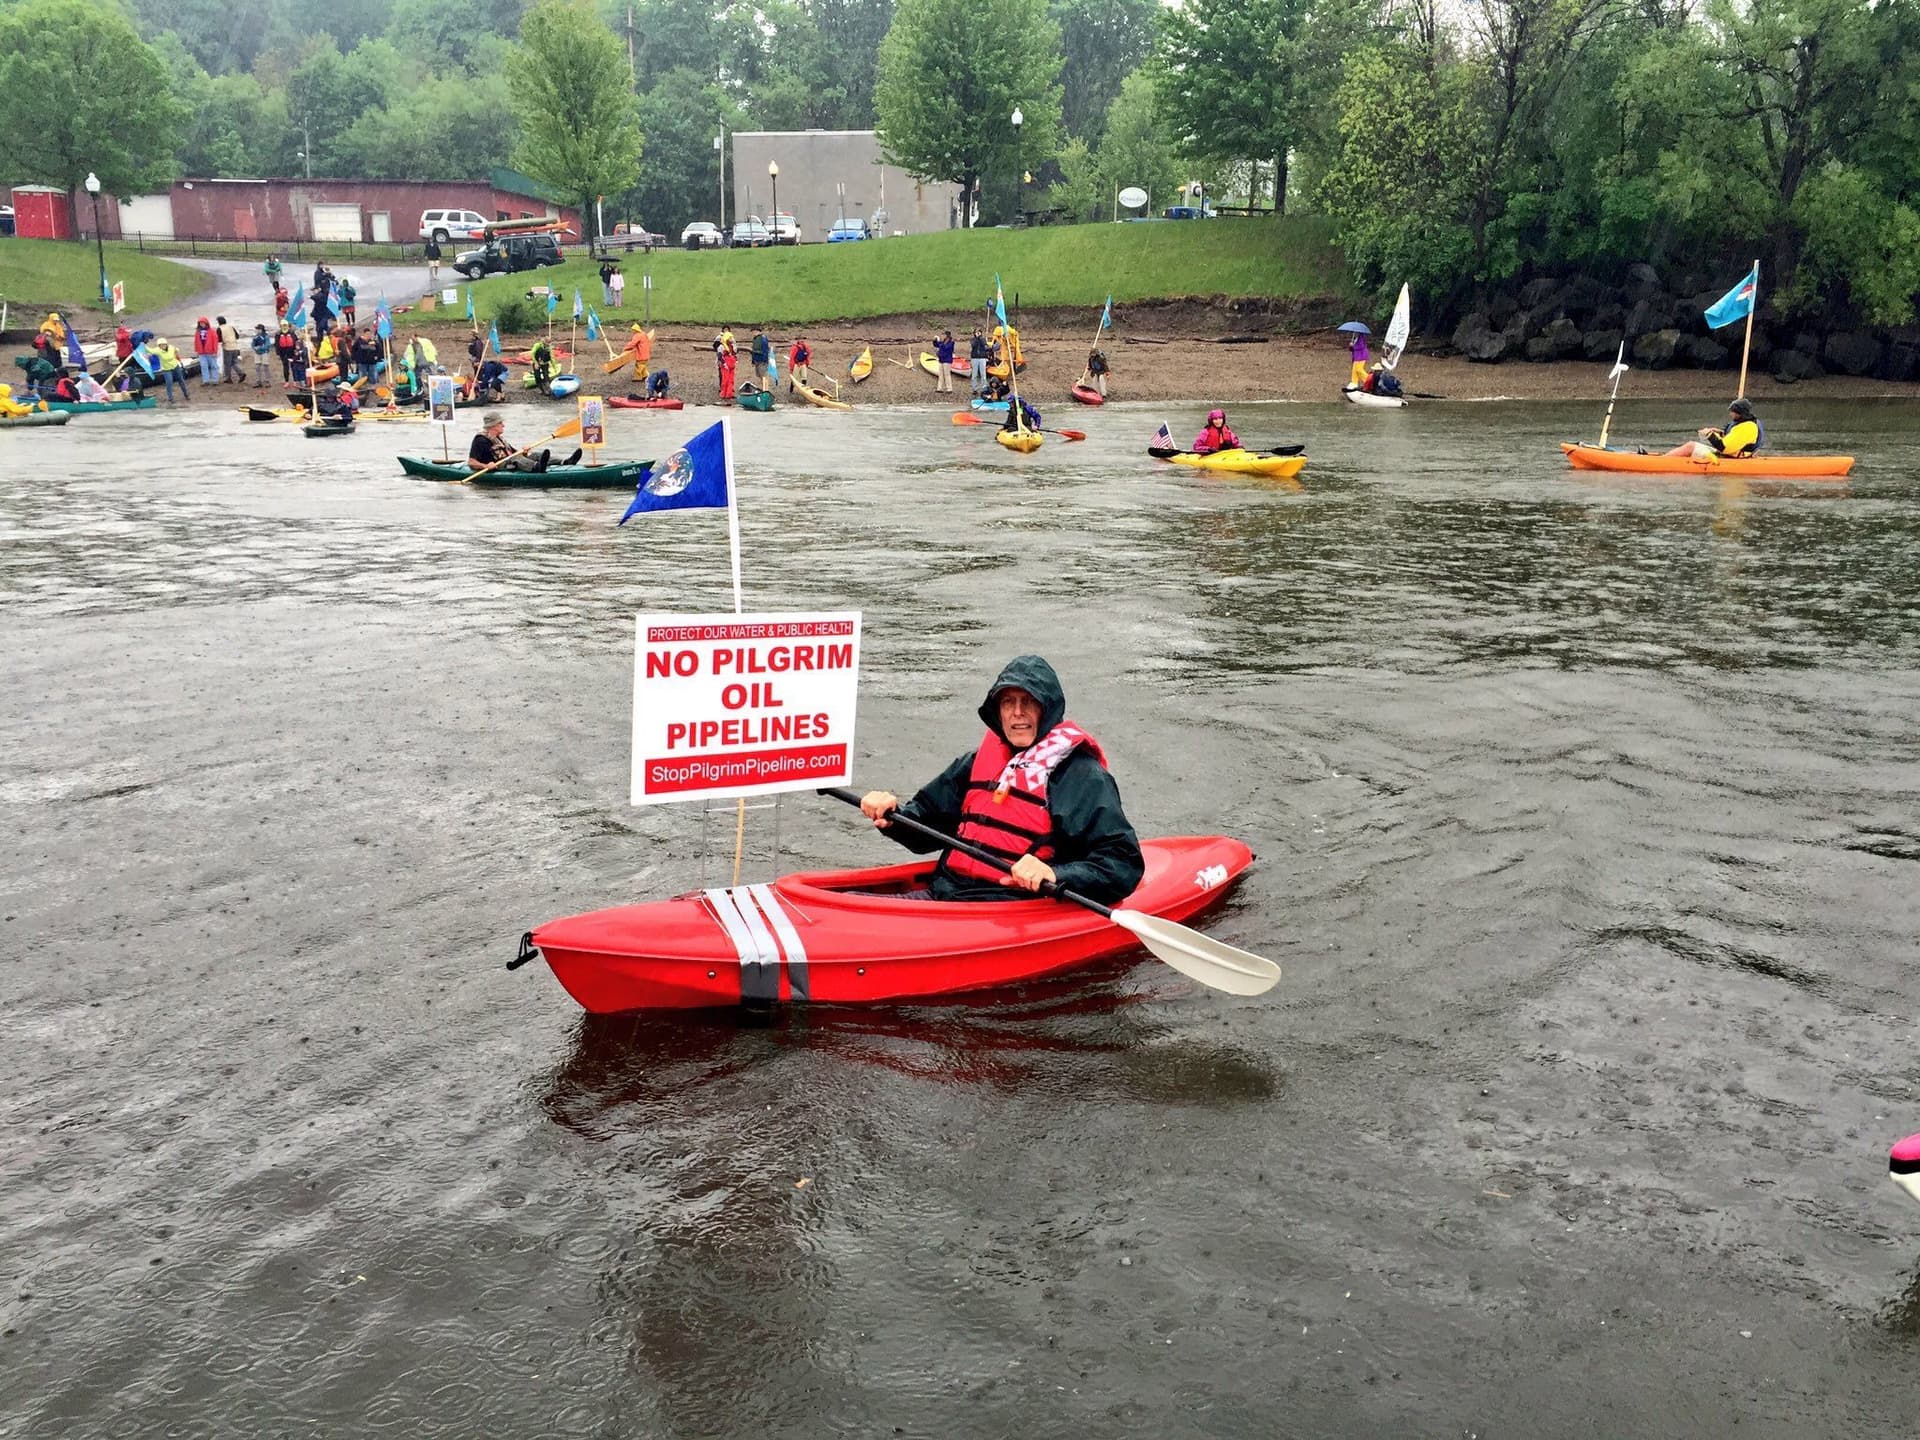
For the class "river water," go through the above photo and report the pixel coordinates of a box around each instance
[4,397,1918,1437]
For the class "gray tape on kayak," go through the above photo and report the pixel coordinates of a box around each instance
[747,884,808,1002]
[704,887,780,1003]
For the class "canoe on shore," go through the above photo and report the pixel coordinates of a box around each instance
[736,388,774,412]
[1150,446,1307,479]
[1559,442,1854,478]
[1070,383,1105,406]
[521,835,1254,1011]
[848,346,874,383]
[608,395,684,410]
[397,454,652,489]
[1343,385,1407,409]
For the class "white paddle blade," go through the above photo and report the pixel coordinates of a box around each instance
[1109,910,1281,996]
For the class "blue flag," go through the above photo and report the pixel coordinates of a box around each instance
[586,308,602,342]
[546,289,559,316]
[1704,263,1759,330]
[619,419,731,525]
[573,288,584,320]
[488,323,501,356]
[65,324,86,370]
[287,283,307,328]
[131,341,159,376]
[1100,295,1112,331]
[993,274,1007,328]
[465,288,475,322]
[376,307,392,342]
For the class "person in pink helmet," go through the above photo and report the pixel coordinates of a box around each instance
[1192,409,1239,454]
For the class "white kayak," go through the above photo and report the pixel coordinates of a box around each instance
[1343,385,1407,409]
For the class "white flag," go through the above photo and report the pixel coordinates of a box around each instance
[1608,342,1629,381]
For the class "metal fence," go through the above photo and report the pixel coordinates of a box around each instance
[102,233,426,261]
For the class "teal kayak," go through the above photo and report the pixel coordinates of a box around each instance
[40,395,159,414]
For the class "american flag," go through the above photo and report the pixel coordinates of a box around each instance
[1152,422,1172,448]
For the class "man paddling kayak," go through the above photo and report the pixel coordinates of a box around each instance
[859,656,1144,904]
[1660,397,1762,459]
[468,411,578,473]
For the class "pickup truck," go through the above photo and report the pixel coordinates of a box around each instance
[598,225,665,252]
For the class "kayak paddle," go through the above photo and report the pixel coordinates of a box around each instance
[951,412,1087,440]
[1149,445,1303,460]
[818,786,1280,996]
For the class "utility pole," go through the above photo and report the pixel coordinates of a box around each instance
[626,4,635,85]
[299,115,313,179]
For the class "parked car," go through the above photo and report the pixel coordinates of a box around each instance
[419,208,491,244]
[770,212,801,245]
[601,223,665,252]
[681,221,724,249]
[454,233,564,278]
[729,218,773,248]
[826,219,868,242]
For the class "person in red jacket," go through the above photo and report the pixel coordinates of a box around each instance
[192,318,220,385]
[717,342,737,401]
[786,335,811,388]
[1191,409,1239,454]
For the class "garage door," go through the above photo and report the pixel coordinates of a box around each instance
[309,203,362,242]
[118,194,173,240]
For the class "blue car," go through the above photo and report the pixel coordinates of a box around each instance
[827,220,868,242]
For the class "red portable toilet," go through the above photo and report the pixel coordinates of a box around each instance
[10,186,74,240]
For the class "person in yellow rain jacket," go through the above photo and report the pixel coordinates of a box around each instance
[1661,397,1762,459]
[617,324,654,373]
[0,382,49,417]
[989,321,1024,374]
[37,312,70,351]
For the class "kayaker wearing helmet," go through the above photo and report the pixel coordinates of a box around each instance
[1661,397,1762,459]
[859,656,1145,904]
[1192,410,1239,454]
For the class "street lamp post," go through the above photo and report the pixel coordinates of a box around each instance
[714,132,725,230]
[1010,107,1023,224]
[768,160,779,242]
[84,171,107,304]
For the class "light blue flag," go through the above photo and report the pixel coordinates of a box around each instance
[993,274,1007,328]
[586,308,602,342]
[131,341,159,377]
[286,281,307,329]
[375,303,393,342]
[573,288,584,320]
[1100,295,1112,331]
[619,419,731,525]
[488,323,501,356]
[546,290,559,315]
[465,288,475,322]
[1704,263,1759,330]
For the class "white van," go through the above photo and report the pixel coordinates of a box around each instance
[418,209,490,244]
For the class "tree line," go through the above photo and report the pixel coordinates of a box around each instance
[2,0,1912,326]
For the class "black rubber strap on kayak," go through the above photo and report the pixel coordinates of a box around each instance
[508,931,539,971]
[817,786,1113,918]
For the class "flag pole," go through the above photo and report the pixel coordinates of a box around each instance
[721,415,749,885]
[1736,258,1758,400]
[1598,343,1626,449]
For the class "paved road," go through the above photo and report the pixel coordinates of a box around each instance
[128,257,436,341]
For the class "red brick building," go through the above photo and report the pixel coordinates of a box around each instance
[64,170,579,244]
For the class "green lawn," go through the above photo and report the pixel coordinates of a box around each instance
[0,237,210,316]
[468,218,1354,325]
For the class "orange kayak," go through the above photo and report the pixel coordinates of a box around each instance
[1560,442,1853,478]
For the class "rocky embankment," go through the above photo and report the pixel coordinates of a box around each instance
[1449,264,1916,384]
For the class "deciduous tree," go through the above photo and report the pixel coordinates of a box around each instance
[1155,0,1310,212]
[873,0,1063,226]
[509,0,644,243]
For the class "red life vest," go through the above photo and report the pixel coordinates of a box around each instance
[944,722,1107,884]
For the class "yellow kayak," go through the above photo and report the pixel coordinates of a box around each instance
[848,346,873,383]
[794,381,852,411]
[917,351,941,377]
[996,426,1042,454]
[1155,447,1306,479]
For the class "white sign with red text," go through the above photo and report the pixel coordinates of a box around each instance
[632,611,862,805]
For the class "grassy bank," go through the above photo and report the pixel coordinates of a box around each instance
[467,218,1353,326]
[0,237,210,317]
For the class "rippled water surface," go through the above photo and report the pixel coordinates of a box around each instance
[5,398,1920,1436]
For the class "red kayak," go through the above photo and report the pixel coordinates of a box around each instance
[608,395,684,410]
[523,835,1254,1011]
[1071,383,1105,406]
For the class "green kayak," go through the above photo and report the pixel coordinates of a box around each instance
[0,410,72,428]
[397,454,653,489]
[41,395,159,414]
[737,388,774,412]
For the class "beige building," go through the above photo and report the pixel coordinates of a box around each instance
[730,130,962,240]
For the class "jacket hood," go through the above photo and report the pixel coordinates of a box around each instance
[977,655,1066,743]
[196,317,210,327]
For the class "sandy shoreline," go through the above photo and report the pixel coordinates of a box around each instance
[397,311,1920,410]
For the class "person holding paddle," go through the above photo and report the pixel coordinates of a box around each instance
[859,656,1143,904]
[468,412,578,474]
[1192,409,1239,454]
